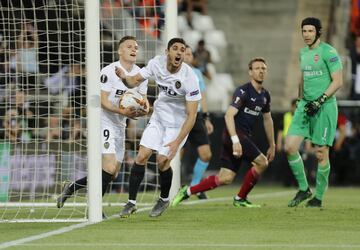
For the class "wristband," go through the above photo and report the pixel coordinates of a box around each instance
[318,93,328,104]
[231,135,240,144]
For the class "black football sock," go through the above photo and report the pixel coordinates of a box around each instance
[102,170,113,196]
[159,167,173,199]
[69,176,87,194]
[128,163,145,201]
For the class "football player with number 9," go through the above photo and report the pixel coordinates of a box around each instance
[56,36,149,218]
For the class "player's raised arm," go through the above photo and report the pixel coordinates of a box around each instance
[115,67,145,88]
[165,100,198,160]
[262,111,275,162]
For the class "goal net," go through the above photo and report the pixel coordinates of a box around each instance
[0,0,172,222]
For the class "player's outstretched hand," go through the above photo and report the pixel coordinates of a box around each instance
[164,140,181,160]
[115,66,126,80]
[232,142,242,158]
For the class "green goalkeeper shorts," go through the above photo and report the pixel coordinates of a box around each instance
[287,98,338,146]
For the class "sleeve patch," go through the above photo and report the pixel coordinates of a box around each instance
[100,74,108,83]
[329,56,339,63]
[190,90,199,96]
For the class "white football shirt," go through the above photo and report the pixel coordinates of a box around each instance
[139,55,201,127]
[100,61,148,127]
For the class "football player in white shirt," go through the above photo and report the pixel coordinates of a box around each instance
[57,36,149,218]
[116,38,202,218]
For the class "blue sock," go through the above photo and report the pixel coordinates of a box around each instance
[190,158,209,186]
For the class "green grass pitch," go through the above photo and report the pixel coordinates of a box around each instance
[0,185,359,250]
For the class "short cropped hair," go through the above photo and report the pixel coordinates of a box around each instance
[118,36,136,47]
[248,57,267,70]
[167,38,186,49]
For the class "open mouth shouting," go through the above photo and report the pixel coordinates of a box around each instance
[174,56,182,65]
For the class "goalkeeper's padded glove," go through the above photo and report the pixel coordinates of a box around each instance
[304,93,328,117]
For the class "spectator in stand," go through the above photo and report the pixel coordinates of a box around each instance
[349,35,360,99]
[9,22,39,90]
[44,63,83,97]
[193,39,212,79]
[135,0,165,38]
[0,33,10,87]
[44,62,85,116]
[351,0,360,36]
[179,0,207,28]
[2,108,31,142]
[14,90,34,139]
[68,118,86,143]
[46,116,61,141]
[330,111,352,185]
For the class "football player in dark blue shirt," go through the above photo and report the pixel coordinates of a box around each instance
[172,57,276,208]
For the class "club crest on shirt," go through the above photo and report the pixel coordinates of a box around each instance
[175,81,181,89]
[314,54,319,62]
[100,74,108,83]
[104,142,110,149]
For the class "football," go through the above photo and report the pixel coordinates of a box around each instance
[119,90,145,110]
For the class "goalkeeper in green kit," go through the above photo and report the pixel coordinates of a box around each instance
[285,17,343,207]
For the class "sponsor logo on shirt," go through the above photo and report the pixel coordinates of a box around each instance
[244,107,260,116]
[303,65,323,77]
[115,89,126,96]
[158,84,177,96]
[243,106,262,116]
[303,70,323,77]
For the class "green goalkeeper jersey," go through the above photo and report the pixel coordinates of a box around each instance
[300,41,342,101]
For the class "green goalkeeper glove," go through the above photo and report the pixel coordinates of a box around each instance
[304,93,328,117]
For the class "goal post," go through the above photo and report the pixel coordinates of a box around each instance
[85,0,102,223]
